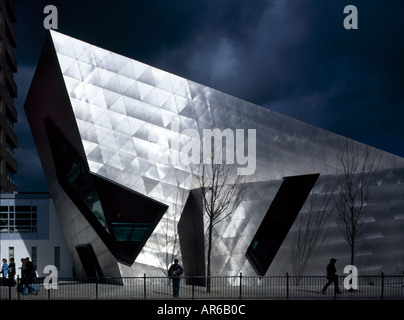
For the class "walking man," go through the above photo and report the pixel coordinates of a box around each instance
[17,258,26,294]
[321,258,342,295]
[1,258,8,286]
[22,257,39,295]
[7,258,16,286]
[168,259,184,297]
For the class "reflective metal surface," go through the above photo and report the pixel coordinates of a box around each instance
[24,31,404,277]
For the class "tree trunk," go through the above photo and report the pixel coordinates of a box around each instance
[351,238,355,266]
[206,219,213,293]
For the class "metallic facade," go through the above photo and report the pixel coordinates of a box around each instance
[24,31,404,278]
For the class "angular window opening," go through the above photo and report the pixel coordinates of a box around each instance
[246,173,320,276]
[45,119,168,264]
[93,174,168,260]
[76,244,104,281]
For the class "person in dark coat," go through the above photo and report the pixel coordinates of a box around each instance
[7,258,16,287]
[22,257,39,295]
[168,259,184,297]
[17,258,26,293]
[321,258,342,294]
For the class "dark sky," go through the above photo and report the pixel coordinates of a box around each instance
[13,0,404,191]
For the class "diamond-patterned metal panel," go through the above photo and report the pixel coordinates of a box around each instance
[25,30,404,277]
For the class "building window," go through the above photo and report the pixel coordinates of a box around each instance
[0,206,8,232]
[6,138,15,156]
[8,247,14,261]
[31,247,37,270]
[9,206,14,232]
[55,247,60,271]
[6,112,15,129]
[6,166,15,184]
[14,205,37,233]
[0,195,51,241]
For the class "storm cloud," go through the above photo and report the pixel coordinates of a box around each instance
[13,0,404,191]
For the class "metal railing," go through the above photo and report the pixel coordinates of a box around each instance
[0,273,403,300]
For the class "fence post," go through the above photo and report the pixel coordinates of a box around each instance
[239,272,243,300]
[286,273,289,300]
[143,273,147,299]
[95,277,99,300]
[191,275,195,300]
[380,272,384,300]
[333,277,337,300]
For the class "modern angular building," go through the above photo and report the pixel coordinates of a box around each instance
[0,0,18,192]
[24,31,404,279]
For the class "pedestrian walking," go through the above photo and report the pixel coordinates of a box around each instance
[7,258,16,287]
[168,259,184,297]
[321,258,342,295]
[17,258,26,293]
[1,258,8,286]
[22,257,39,295]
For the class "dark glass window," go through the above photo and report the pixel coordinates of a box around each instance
[55,247,60,271]
[15,206,32,212]
[93,174,167,261]
[246,174,320,276]
[1,204,37,233]
[46,123,109,234]
[32,247,37,270]
[76,244,104,281]
[9,247,14,261]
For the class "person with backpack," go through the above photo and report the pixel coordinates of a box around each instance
[168,259,184,297]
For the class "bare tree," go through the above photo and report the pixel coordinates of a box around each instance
[335,137,381,266]
[194,151,246,292]
[291,180,334,283]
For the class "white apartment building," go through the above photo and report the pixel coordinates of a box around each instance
[0,192,73,278]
